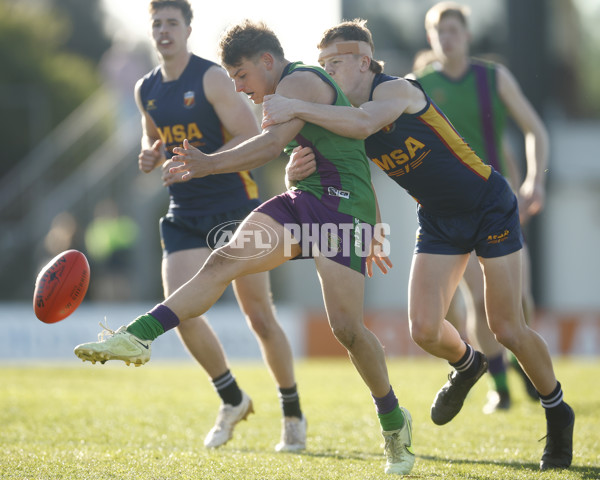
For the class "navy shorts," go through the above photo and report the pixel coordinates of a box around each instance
[254,190,374,275]
[160,201,261,256]
[415,176,523,258]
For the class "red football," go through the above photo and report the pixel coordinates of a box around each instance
[33,249,90,324]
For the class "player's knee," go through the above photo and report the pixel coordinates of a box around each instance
[330,323,359,349]
[204,249,243,279]
[490,323,520,351]
[409,318,440,347]
[246,310,275,338]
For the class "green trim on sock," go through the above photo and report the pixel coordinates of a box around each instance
[126,314,164,341]
[490,371,509,392]
[378,405,405,431]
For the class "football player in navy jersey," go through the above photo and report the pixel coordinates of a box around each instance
[262,19,574,471]
[133,0,305,452]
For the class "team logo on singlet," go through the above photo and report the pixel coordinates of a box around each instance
[183,91,195,108]
[146,99,157,111]
[327,186,350,199]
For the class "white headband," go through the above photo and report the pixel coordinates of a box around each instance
[318,41,373,62]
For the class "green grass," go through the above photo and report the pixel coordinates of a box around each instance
[1,357,598,479]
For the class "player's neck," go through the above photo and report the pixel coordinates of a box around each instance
[346,71,375,107]
[161,51,192,82]
[441,55,470,79]
[271,59,291,91]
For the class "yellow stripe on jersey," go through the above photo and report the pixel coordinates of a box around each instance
[420,104,492,180]
[238,171,259,199]
[220,125,259,199]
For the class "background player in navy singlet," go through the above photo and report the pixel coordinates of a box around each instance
[133,0,305,452]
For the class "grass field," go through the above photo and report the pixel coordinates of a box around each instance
[1,357,598,479]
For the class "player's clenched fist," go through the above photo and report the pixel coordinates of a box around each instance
[138,138,165,173]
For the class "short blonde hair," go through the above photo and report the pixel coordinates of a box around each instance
[318,19,384,74]
[424,1,470,31]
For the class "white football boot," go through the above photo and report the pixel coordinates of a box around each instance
[382,407,415,475]
[204,390,254,448]
[275,415,307,452]
[74,323,151,366]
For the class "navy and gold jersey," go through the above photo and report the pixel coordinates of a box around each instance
[139,54,259,216]
[365,74,505,216]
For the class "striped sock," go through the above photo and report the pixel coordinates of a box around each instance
[540,381,572,428]
[212,370,242,406]
[278,385,302,419]
[450,342,481,378]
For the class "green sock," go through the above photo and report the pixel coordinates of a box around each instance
[378,405,405,431]
[126,314,164,341]
[490,371,509,393]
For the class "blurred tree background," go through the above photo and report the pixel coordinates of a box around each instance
[0,0,110,177]
[0,0,155,302]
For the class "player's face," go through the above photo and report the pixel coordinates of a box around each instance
[318,49,362,96]
[427,16,470,61]
[150,7,191,58]
[226,56,273,104]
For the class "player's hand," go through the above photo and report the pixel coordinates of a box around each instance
[519,179,545,224]
[286,146,316,183]
[161,158,185,186]
[169,139,214,183]
[366,224,393,278]
[262,94,296,128]
[138,139,164,173]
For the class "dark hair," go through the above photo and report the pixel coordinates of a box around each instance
[149,0,193,26]
[318,19,384,74]
[218,20,285,67]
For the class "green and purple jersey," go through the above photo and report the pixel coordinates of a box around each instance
[414,59,508,177]
[281,62,376,226]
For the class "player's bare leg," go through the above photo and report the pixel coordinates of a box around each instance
[408,252,488,425]
[233,272,306,451]
[164,247,253,448]
[480,251,554,393]
[508,245,539,400]
[480,250,574,470]
[315,254,414,475]
[460,253,511,413]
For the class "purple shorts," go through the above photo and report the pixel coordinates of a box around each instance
[254,190,374,274]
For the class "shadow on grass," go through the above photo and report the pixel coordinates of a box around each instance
[417,454,600,479]
[237,448,600,479]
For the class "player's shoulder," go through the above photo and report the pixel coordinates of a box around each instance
[280,63,332,94]
[412,61,442,80]
[373,74,413,97]
[276,64,337,103]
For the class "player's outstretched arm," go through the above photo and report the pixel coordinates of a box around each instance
[262,78,418,139]
[205,66,261,151]
[168,69,335,183]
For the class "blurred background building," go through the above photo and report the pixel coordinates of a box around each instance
[1,0,599,358]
